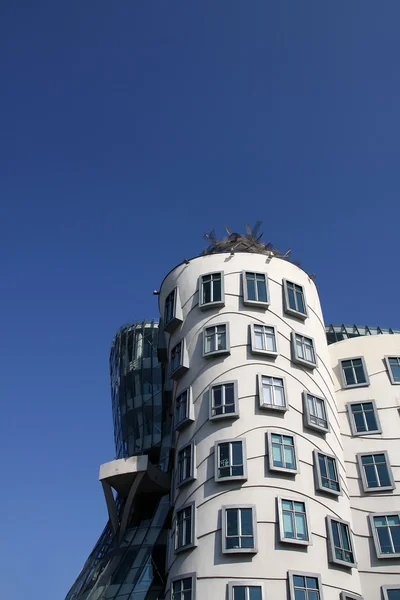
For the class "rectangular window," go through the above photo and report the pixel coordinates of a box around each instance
[385,356,400,385]
[370,513,400,558]
[283,280,307,318]
[339,594,363,600]
[170,340,189,379]
[164,288,183,334]
[314,450,341,495]
[268,433,297,473]
[347,400,381,435]
[228,582,264,600]
[175,388,193,431]
[303,392,329,433]
[215,439,247,481]
[222,505,257,553]
[165,289,175,325]
[382,586,400,600]
[243,271,269,306]
[177,443,194,486]
[288,572,322,600]
[357,452,395,492]
[199,272,224,308]
[175,503,195,552]
[340,357,369,388]
[250,324,278,356]
[258,375,287,411]
[210,381,238,420]
[278,497,310,544]
[326,516,356,567]
[292,333,317,368]
[171,575,195,600]
[203,323,230,357]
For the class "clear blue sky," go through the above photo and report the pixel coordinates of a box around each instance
[1,2,400,598]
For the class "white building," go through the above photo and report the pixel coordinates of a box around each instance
[158,236,400,600]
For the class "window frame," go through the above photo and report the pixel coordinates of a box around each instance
[164,287,183,334]
[326,515,357,568]
[313,449,342,496]
[209,380,239,421]
[250,323,278,357]
[199,271,225,310]
[170,573,196,600]
[291,332,318,368]
[283,279,308,319]
[175,501,196,554]
[339,356,370,389]
[227,581,265,600]
[257,374,288,412]
[277,496,311,546]
[242,270,269,307]
[202,322,230,358]
[170,339,189,380]
[356,451,395,493]
[384,356,400,385]
[382,585,400,600]
[288,571,323,600]
[176,442,195,488]
[346,400,381,436]
[174,387,194,431]
[221,504,258,554]
[369,512,400,559]
[267,431,299,474]
[214,438,247,482]
[339,593,363,600]
[303,391,330,434]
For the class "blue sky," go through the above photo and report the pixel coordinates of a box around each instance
[1,2,400,598]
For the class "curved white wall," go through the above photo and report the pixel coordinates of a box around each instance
[159,253,363,600]
[329,335,400,599]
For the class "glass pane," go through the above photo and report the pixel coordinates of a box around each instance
[295,513,307,539]
[232,442,243,465]
[217,330,226,350]
[331,522,341,548]
[388,516,400,526]
[263,382,272,405]
[391,526,400,552]
[293,576,305,587]
[213,386,222,407]
[233,587,246,600]
[306,577,318,589]
[327,458,337,482]
[308,592,319,600]
[318,454,327,477]
[354,364,366,383]
[365,408,378,431]
[377,461,391,487]
[374,516,387,527]
[249,587,262,600]
[254,331,264,350]
[213,278,221,302]
[294,591,306,600]
[226,510,238,536]
[378,527,393,553]
[296,289,305,313]
[226,536,239,549]
[247,276,257,301]
[353,410,366,432]
[241,509,253,535]
[241,536,254,548]
[344,365,355,386]
[387,591,400,600]
[283,511,294,538]
[284,446,295,469]
[219,444,230,466]
[256,277,267,302]
[274,386,285,406]
[203,279,211,304]
[272,443,283,467]
[365,464,379,487]
[282,500,292,511]
[288,286,296,310]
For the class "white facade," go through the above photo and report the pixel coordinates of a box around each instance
[157,251,400,600]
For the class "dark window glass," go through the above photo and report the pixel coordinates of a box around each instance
[388,357,400,382]
[361,454,391,488]
[351,402,378,433]
[342,358,367,386]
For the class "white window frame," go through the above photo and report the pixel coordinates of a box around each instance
[382,585,400,600]
[283,279,308,319]
[288,571,323,600]
[384,356,400,385]
[175,501,196,553]
[257,374,288,411]
[227,581,265,600]
[369,512,400,559]
[203,322,230,357]
[339,592,363,600]
[170,573,196,600]
[313,450,342,496]
[174,387,194,431]
[303,391,329,433]
[222,505,258,554]
[164,287,183,334]
[177,442,195,487]
[346,400,381,436]
[250,324,278,357]
[267,432,298,474]
[340,356,370,389]
[291,332,318,368]
[326,515,357,568]
[357,451,395,492]
[242,270,269,307]
[214,438,247,482]
[199,271,225,309]
[277,496,311,545]
[209,380,239,421]
[170,339,189,380]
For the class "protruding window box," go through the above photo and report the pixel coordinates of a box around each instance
[199,272,225,309]
[174,387,194,431]
[242,271,269,307]
[164,288,183,334]
[170,340,189,380]
[250,324,278,357]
